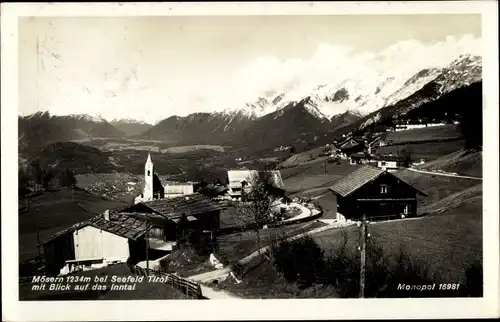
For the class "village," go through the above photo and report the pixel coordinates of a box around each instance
[18,121,482,301]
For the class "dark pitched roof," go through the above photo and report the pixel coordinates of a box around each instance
[130,193,227,219]
[368,136,382,146]
[350,152,372,159]
[330,166,427,198]
[376,154,406,162]
[339,136,361,147]
[90,212,150,240]
[330,166,385,197]
[42,212,150,245]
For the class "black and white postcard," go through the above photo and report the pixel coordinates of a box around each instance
[2,1,499,321]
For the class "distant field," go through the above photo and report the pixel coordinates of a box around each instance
[278,146,330,169]
[385,124,462,144]
[163,145,225,153]
[19,264,188,300]
[375,139,465,161]
[75,172,143,203]
[18,188,125,262]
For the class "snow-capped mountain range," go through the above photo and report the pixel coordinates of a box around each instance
[235,53,481,122]
[19,50,482,154]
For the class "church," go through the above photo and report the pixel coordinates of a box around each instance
[134,153,195,204]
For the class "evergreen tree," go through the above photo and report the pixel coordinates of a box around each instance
[60,168,77,188]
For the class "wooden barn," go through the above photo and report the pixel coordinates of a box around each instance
[338,136,365,155]
[42,212,150,276]
[329,166,427,222]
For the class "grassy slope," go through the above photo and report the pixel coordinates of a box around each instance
[375,139,465,161]
[19,264,188,300]
[313,198,482,281]
[217,221,327,263]
[417,149,482,177]
[215,137,482,296]
[313,167,483,281]
[18,188,126,262]
[384,124,462,144]
[396,169,479,212]
[281,160,359,196]
[373,124,465,162]
[213,255,340,299]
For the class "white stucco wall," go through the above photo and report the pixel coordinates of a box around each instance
[73,226,130,263]
[164,184,194,195]
[378,160,398,171]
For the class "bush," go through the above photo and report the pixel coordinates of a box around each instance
[267,234,325,287]
[264,231,478,298]
[461,260,483,297]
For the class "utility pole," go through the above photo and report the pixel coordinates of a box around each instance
[146,213,150,271]
[36,207,42,263]
[359,213,368,298]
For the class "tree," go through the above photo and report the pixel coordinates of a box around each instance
[234,172,273,251]
[29,159,45,188]
[400,148,413,168]
[27,158,54,191]
[18,167,30,192]
[59,168,77,188]
[458,108,482,151]
[42,169,54,191]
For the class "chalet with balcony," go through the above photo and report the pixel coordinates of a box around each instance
[329,166,427,222]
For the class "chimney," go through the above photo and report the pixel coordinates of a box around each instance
[104,210,110,221]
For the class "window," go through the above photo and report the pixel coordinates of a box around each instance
[380,161,387,166]
[380,184,389,194]
[147,170,151,176]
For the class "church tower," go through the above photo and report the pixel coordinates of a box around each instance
[143,151,154,201]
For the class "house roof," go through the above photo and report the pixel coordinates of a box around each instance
[368,136,382,146]
[339,137,361,147]
[350,152,372,159]
[330,166,385,197]
[42,212,150,245]
[376,154,406,162]
[90,213,150,240]
[128,193,227,219]
[329,165,427,198]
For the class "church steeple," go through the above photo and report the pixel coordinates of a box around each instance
[143,150,154,201]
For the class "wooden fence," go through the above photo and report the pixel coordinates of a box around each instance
[133,265,204,299]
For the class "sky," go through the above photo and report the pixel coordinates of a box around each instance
[19,14,482,124]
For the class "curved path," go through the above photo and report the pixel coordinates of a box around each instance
[407,167,482,180]
[280,203,312,223]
